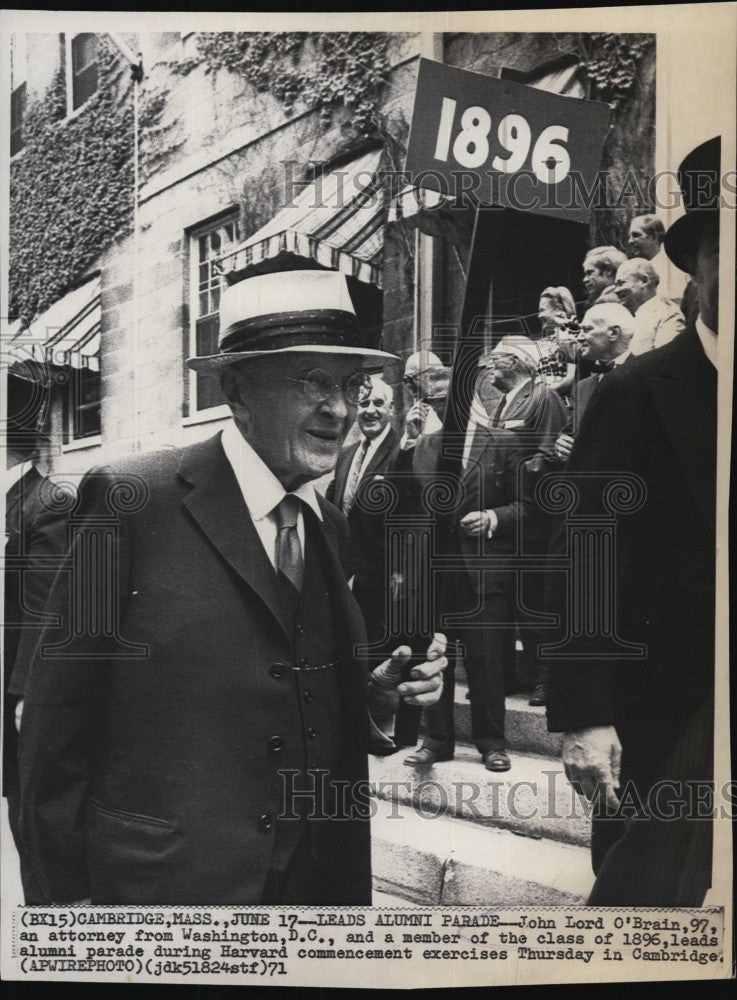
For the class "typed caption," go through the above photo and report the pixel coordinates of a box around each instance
[6,906,725,987]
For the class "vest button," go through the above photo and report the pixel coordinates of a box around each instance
[259,813,274,831]
[270,662,287,679]
[307,727,318,740]
[303,690,313,704]
[296,624,304,635]
[268,735,285,752]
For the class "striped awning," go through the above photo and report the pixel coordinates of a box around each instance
[4,275,101,373]
[218,149,386,287]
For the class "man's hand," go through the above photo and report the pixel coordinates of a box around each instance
[555,433,575,463]
[561,726,622,810]
[460,511,490,537]
[15,698,24,734]
[370,633,447,706]
[405,401,429,440]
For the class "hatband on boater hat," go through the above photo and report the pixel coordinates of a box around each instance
[187,269,397,373]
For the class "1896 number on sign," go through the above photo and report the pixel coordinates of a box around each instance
[433,97,572,184]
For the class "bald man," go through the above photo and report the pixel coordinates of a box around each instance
[327,376,398,646]
[555,303,636,464]
[614,258,684,355]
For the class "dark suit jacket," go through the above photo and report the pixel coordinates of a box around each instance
[497,379,568,459]
[4,468,68,795]
[546,324,716,758]
[19,433,371,905]
[562,355,635,440]
[455,425,529,597]
[326,427,398,584]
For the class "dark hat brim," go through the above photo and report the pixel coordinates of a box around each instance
[663,209,715,273]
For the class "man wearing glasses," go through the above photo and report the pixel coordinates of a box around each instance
[18,267,447,907]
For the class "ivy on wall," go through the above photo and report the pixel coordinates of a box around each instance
[173,31,390,133]
[582,33,654,110]
[9,36,134,323]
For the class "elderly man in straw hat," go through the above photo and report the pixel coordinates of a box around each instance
[19,266,447,906]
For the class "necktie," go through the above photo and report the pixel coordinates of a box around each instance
[273,494,304,592]
[342,438,370,515]
[491,393,508,427]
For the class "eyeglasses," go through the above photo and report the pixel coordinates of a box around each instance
[283,369,371,406]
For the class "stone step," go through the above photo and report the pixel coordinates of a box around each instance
[453,687,564,758]
[370,796,593,906]
[370,743,591,849]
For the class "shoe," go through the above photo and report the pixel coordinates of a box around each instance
[483,749,511,772]
[529,683,546,707]
[403,746,453,767]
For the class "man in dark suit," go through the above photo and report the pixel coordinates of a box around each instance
[18,267,446,906]
[3,359,65,904]
[479,337,568,707]
[326,376,398,646]
[404,413,529,771]
[554,302,636,465]
[546,137,721,905]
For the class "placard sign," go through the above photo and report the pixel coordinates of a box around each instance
[405,58,612,222]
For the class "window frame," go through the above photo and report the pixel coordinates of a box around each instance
[65,32,99,117]
[184,211,240,422]
[62,365,102,444]
[10,33,27,157]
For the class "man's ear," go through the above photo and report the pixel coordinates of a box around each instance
[608,325,622,341]
[221,368,248,422]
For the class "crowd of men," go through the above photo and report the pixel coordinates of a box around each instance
[2,137,721,908]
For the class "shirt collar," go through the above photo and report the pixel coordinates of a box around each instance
[362,422,391,453]
[695,315,718,369]
[612,349,631,366]
[504,376,532,409]
[220,420,323,523]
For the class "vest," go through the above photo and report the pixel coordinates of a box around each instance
[269,517,343,870]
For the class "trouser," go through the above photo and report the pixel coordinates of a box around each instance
[260,833,354,906]
[587,695,713,906]
[6,784,44,905]
[423,591,514,756]
[515,569,550,691]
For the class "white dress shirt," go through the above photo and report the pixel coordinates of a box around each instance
[696,315,717,369]
[220,420,323,568]
[631,296,685,354]
[351,423,391,480]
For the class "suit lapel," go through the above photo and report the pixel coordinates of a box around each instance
[503,382,533,424]
[362,427,397,478]
[647,327,717,527]
[333,441,360,509]
[179,435,293,639]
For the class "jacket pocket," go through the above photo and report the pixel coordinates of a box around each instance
[86,798,181,904]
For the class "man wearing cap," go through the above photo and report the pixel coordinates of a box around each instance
[478,336,567,708]
[326,375,398,646]
[547,137,721,905]
[614,257,685,354]
[19,268,447,906]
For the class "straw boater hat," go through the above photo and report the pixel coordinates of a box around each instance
[663,136,721,274]
[187,269,397,374]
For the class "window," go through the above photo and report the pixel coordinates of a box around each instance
[69,33,98,112]
[187,216,239,414]
[10,34,27,156]
[63,368,101,442]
